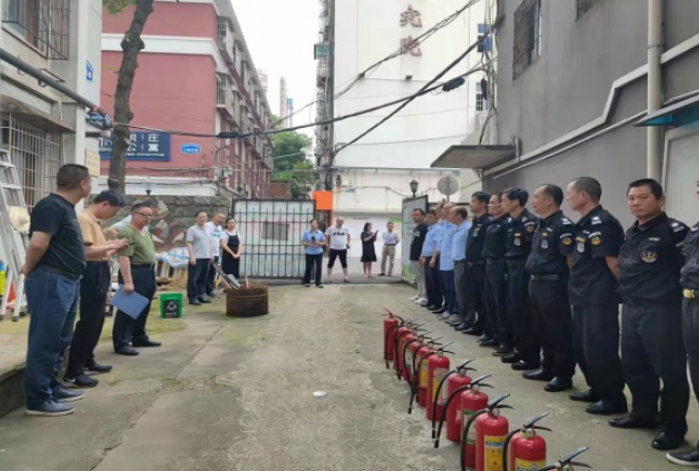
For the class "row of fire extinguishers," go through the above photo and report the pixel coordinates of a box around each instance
[383,309,593,471]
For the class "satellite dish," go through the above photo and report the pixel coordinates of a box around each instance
[437,175,460,201]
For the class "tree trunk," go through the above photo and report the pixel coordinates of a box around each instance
[107,0,155,192]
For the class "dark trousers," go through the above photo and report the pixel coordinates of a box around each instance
[440,270,458,314]
[24,267,80,408]
[454,261,468,320]
[621,300,688,435]
[206,256,220,295]
[465,262,486,330]
[506,259,539,365]
[683,298,699,414]
[67,261,111,377]
[425,259,442,307]
[187,258,211,301]
[485,260,506,342]
[304,253,323,286]
[113,266,157,351]
[572,304,626,400]
[529,278,575,380]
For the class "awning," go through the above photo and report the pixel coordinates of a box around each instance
[431,144,515,170]
[635,93,699,128]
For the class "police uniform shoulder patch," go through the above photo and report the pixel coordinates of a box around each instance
[560,233,573,246]
[591,216,602,226]
[671,220,687,233]
[588,231,602,246]
[641,251,657,263]
[692,225,699,233]
[561,218,573,225]
[525,222,536,233]
[541,239,549,249]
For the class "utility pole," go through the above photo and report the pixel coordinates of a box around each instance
[647,0,663,181]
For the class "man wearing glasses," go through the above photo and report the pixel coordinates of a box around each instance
[112,203,162,356]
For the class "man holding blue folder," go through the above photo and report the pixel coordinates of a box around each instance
[112,203,162,356]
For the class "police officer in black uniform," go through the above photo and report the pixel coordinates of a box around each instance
[669,173,699,466]
[500,187,540,368]
[613,178,689,452]
[566,176,627,416]
[524,184,575,392]
[482,193,511,355]
[460,192,493,335]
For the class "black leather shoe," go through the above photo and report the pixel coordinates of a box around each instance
[115,347,139,356]
[432,307,447,314]
[492,346,515,357]
[462,327,481,336]
[544,377,572,392]
[511,360,538,371]
[454,323,468,331]
[85,362,113,374]
[586,399,628,415]
[198,296,212,304]
[426,305,440,311]
[479,339,498,347]
[501,353,520,364]
[609,416,657,429]
[569,389,600,403]
[667,446,699,466]
[133,340,162,348]
[653,430,685,451]
[522,369,554,382]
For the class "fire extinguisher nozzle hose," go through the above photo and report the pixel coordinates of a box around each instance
[502,429,521,471]
[435,384,473,446]
[431,370,457,438]
[460,408,489,471]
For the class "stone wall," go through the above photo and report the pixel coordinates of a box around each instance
[103,195,232,251]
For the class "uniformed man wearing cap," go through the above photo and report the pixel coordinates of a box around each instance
[566,177,627,416]
[613,178,689,452]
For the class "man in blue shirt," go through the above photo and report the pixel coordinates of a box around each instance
[433,203,457,319]
[451,206,473,329]
[302,218,326,288]
[420,209,443,310]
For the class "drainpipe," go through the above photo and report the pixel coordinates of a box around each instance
[647,0,663,180]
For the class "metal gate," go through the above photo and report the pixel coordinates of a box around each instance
[232,199,316,278]
[401,196,429,283]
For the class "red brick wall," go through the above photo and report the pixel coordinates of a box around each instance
[270,181,292,199]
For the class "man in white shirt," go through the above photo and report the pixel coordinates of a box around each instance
[380,221,400,276]
[205,213,226,297]
[325,216,351,284]
[186,211,214,305]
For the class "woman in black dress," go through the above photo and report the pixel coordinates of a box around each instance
[361,222,378,278]
[220,218,242,278]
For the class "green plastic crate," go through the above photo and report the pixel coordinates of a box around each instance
[160,293,183,318]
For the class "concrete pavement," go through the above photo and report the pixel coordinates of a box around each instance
[0,283,695,471]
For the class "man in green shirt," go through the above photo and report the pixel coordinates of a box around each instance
[112,203,162,356]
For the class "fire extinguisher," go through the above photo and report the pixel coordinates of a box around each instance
[503,412,551,471]
[391,320,416,374]
[461,393,513,471]
[393,322,423,379]
[408,340,451,414]
[428,359,477,428]
[540,447,590,471]
[395,323,425,381]
[434,373,491,448]
[403,331,433,383]
[425,350,457,423]
[383,309,404,367]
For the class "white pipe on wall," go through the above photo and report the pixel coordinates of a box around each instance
[647,0,663,180]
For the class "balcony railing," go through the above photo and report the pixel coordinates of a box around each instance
[217,17,234,63]
[216,73,234,117]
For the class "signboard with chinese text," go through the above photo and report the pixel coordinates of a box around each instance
[99,131,171,161]
[85,150,100,177]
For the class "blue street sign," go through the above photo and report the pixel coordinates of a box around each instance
[86,61,93,82]
[180,143,202,155]
[99,131,171,161]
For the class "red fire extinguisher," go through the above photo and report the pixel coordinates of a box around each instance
[434,374,492,448]
[540,447,590,471]
[503,412,550,471]
[461,393,513,471]
[393,322,423,380]
[403,331,433,383]
[408,340,450,414]
[425,350,456,423]
[429,359,477,428]
[391,321,414,374]
[383,309,404,367]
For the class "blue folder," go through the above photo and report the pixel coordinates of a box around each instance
[110,286,150,319]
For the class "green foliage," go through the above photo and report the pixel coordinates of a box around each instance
[272,131,309,172]
[104,0,136,14]
[274,161,317,199]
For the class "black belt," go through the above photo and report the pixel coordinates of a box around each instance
[467,260,485,266]
[531,274,564,282]
[43,266,82,282]
[86,261,110,265]
[132,264,155,270]
[486,258,506,264]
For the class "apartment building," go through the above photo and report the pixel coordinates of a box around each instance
[0,0,102,208]
[99,0,274,198]
[435,0,699,227]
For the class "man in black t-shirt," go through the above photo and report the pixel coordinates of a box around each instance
[22,165,123,417]
[410,208,429,304]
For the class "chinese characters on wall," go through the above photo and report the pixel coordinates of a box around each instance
[99,131,172,161]
[400,5,423,57]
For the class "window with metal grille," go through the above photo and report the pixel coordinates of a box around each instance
[513,0,543,79]
[262,222,289,241]
[1,114,63,209]
[576,0,603,19]
[476,91,485,111]
[2,0,70,60]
